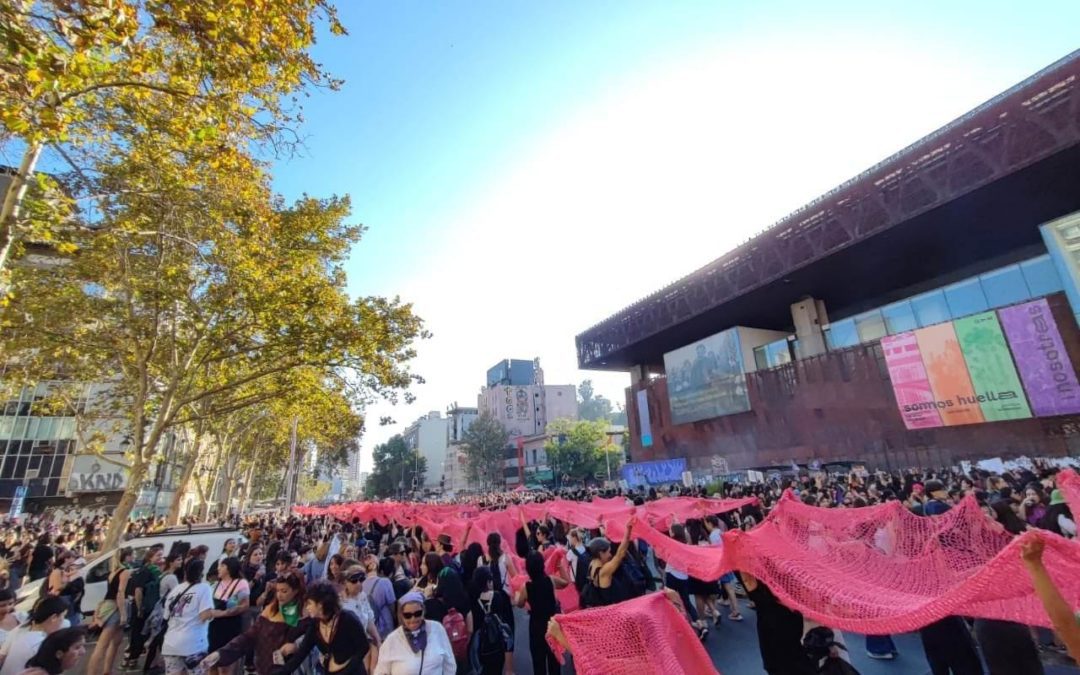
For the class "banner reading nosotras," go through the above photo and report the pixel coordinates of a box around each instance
[881,332,943,429]
[998,298,1080,417]
[953,312,1032,422]
[915,322,985,426]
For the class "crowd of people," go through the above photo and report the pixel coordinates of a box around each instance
[0,458,1073,675]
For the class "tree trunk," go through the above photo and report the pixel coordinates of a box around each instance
[0,142,43,288]
[166,446,200,526]
[238,462,256,514]
[102,460,147,550]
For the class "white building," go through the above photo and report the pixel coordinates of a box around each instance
[444,405,478,494]
[402,411,450,490]
[477,384,577,439]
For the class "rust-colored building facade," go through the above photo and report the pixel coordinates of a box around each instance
[625,294,1080,473]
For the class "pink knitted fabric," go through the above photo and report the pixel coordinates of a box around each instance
[546,592,719,675]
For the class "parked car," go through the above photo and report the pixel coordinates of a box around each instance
[16,526,246,616]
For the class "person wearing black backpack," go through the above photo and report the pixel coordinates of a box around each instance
[468,567,514,675]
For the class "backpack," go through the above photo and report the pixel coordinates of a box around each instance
[391,576,413,600]
[618,552,648,599]
[572,550,591,592]
[803,626,861,675]
[441,608,469,660]
[477,600,514,656]
[578,567,603,609]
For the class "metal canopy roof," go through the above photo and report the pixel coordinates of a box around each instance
[576,51,1080,371]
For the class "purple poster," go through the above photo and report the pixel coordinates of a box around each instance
[998,299,1080,417]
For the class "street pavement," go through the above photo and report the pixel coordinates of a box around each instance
[73,602,1079,674]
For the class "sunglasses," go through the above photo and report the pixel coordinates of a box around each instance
[346,574,365,584]
[401,610,424,620]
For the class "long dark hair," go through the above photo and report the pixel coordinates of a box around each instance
[486,532,503,562]
[268,570,306,616]
[422,552,443,583]
[26,626,86,675]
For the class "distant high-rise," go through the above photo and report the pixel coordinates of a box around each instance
[486,358,540,388]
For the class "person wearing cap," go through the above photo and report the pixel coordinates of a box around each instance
[372,591,455,675]
[341,565,381,661]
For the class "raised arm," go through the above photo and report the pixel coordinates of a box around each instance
[1022,537,1080,661]
[600,518,635,580]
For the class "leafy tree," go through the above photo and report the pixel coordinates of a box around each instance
[578,380,615,422]
[297,477,332,505]
[545,418,623,485]
[2,139,424,548]
[0,0,347,282]
[462,412,509,490]
[364,435,425,500]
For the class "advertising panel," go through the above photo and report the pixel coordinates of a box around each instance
[953,312,1032,421]
[914,323,985,426]
[636,389,653,447]
[663,327,750,425]
[622,458,687,486]
[998,299,1080,417]
[880,332,944,429]
[1040,212,1080,323]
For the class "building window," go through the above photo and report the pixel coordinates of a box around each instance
[880,300,917,334]
[854,309,887,343]
[825,319,858,350]
[911,290,951,327]
[944,278,988,319]
[1021,254,1064,297]
[980,264,1029,308]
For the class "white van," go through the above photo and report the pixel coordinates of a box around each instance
[16,526,246,616]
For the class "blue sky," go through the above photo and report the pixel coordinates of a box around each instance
[268,1,1080,470]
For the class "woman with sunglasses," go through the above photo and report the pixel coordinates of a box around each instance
[372,592,455,675]
[341,567,381,674]
[199,571,308,675]
[273,581,370,675]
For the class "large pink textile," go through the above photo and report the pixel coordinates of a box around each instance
[295,481,1080,632]
[546,592,719,675]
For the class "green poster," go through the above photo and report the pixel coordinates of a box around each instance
[954,312,1032,421]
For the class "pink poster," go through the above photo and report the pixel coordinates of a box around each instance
[881,332,944,429]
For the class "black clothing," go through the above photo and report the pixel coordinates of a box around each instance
[208,579,245,653]
[590,562,633,607]
[974,619,1042,675]
[435,568,471,618]
[526,577,560,675]
[28,544,53,581]
[276,611,369,675]
[105,568,124,601]
[745,582,815,675]
[919,616,984,675]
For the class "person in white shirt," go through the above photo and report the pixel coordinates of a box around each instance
[373,592,455,675]
[341,566,382,673]
[162,560,215,675]
[0,596,69,675]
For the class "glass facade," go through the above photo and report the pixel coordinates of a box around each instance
[753,339,793,370]
[0,385,83,500]
[822,254,1065,352]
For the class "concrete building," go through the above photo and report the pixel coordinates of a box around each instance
[444,405,478,494]
[402,411,450,490]
[577,55,1080,474]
